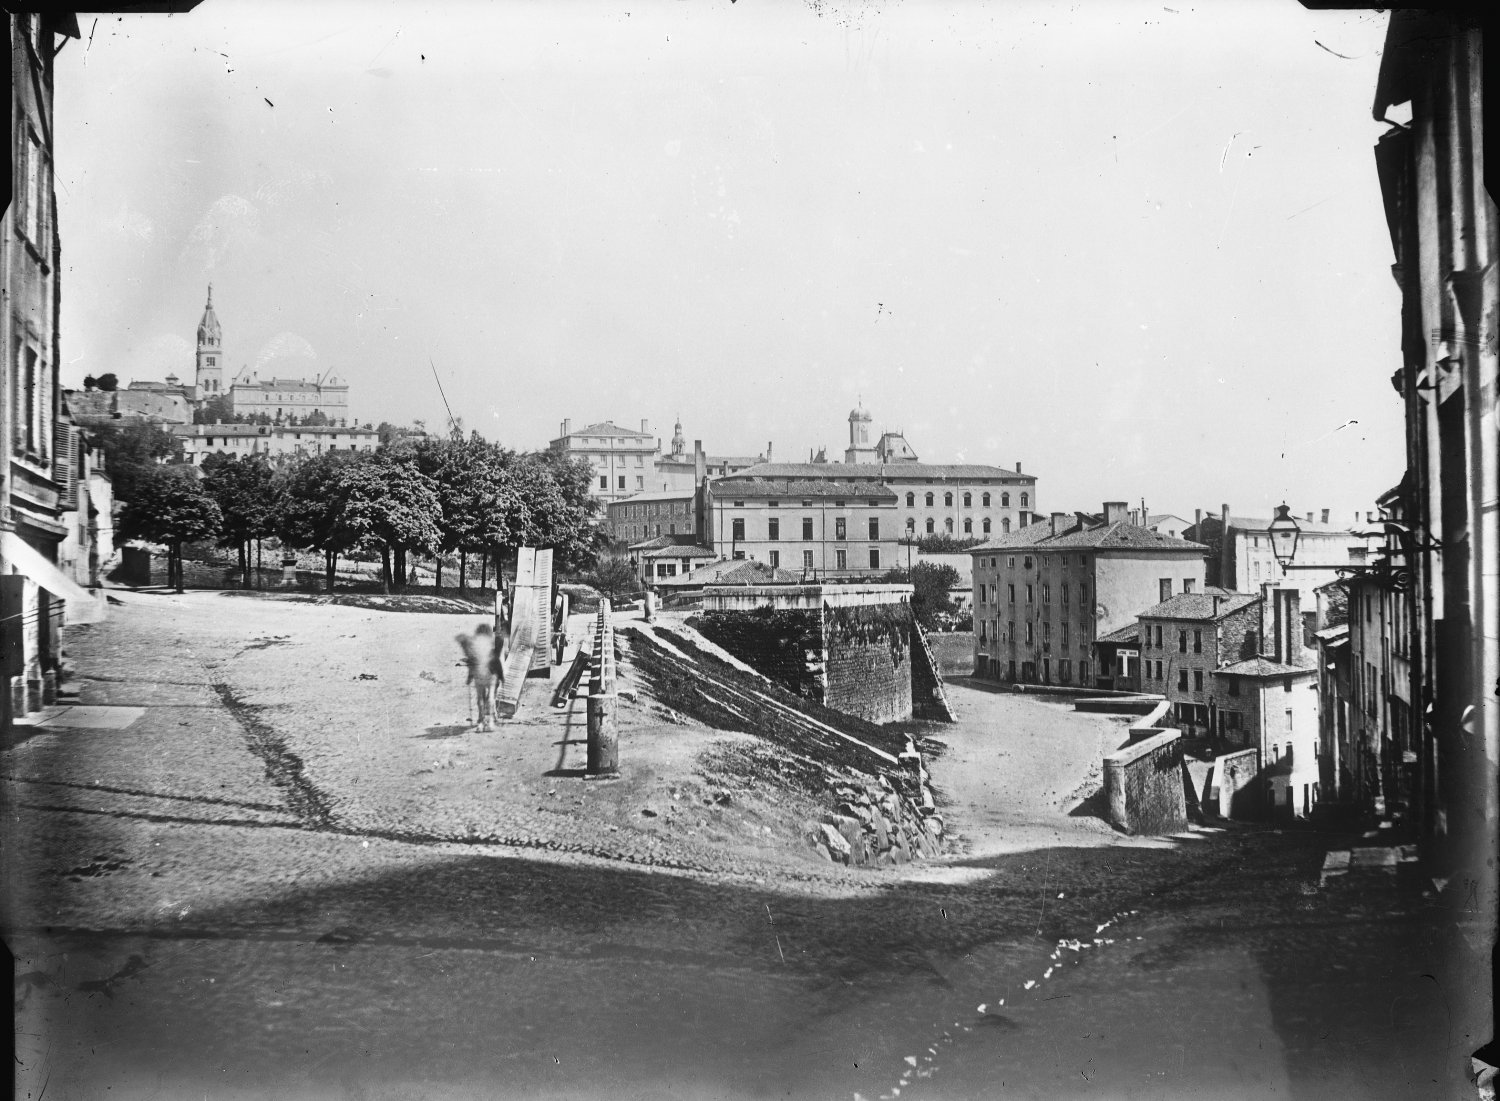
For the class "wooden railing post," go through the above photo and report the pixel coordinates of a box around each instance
[586,599,619,775]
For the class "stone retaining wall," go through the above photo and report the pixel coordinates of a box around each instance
[810,770,944,866]
[1103,700,1187,835]
[1213,747,1262,819]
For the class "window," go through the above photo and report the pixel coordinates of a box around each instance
[1060,660,1072,683]
[1183,579,1196,594]
[769,550,780,567]
[802,518,813,541]
[1026,584,1034,604]
[944,518,954,533]
[618,476,626,490]
[600,476,608,490]
[732,500,745,507]
[869,518,879,539]
[1007,584,1016,603]
[1020,493,1029,507]
[732,518,745,541]
[1154,625,1163,648]
[803,550,814,569]
[1178,669,1189,691]
[926,518,935,534]
[1193,630,1202,653]
[1284,677,1295,693]
[982,493,991,507]
[983,519,991,534]
[1159,578,1173,602]
[869,548,880,569]
[835,517,847,541]
[905,492,915,506]
[944,492,954,507]
[768,518,779,540]
[963,492,972,507]
[1061,584,1069,607]
[1025,622,1034,644]
[1062,623,1069,647]
[964,519,972,534]
[1193,670,1203,692]
[1007,556,1015,569]
[1023,556,1033,569]
[733,550,746,560]
[906,517,915,532]
[1286,709,1294,731]
[1079,662,1088,683]
[1001,492,1010,507]
[1079,582,1088,604]
[1178,630,1187,653]
[636,476,644,489]
[925,492,935,506]
[1228,678,1240,697]
[1155,660,1164,679]
[835,549,846,570]
[1042,583,1051,602]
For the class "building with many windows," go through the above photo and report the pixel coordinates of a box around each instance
[170,422,380,467]
[1135,589,1260,735]
[1185,505,1377,601]
[548,418,660,505]
[969,504,1208,686]
[703,477,898,577]
[606,489,701,545]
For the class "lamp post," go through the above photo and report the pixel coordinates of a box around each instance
[1268,501,1437,592]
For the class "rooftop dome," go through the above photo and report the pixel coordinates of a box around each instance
[849,403,873,422]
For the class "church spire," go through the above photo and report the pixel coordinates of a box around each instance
[197,284,222,347]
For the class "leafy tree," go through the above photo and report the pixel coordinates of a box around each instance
[583,551,638,601]
[201,453,279,580]
[89,422,178,501]
[116,466,223,592]
[881,561,961,630]
[193,394,239,425]
[278,451,363,591]
[83,372,118,392]
[900,533,986,553]
[343,452,443,592]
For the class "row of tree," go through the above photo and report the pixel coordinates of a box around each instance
[114,432,602,594]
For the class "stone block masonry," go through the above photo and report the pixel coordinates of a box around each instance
[1103,699,1187,835]
[698,584,916,725]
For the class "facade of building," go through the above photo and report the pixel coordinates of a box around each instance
[1185,506,1377,601]
[635,541,717,585]
[1135,589,1260,735]
[1369,11,1497,893]
[548,419,659,505]
[704,477,899,577]
[171,423,380,467]
[969,504,1209,686]
[3,12,108,724]
[228,371,351,425]
[651,419,770,492]
[607,490,700,546]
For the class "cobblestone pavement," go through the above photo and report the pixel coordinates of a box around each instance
[3,591,1486,1100]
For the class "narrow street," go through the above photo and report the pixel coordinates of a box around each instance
[4,592,1477,1100]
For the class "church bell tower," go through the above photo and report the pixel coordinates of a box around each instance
[195,284,224,395]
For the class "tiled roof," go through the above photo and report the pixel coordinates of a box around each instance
[658,558,800,587]
[971,519,1208,554]
[713,479,896,500]
[1138,589,1257,621]
[611,490,695,505]
[719,462,1030,482]
[1226,514,1352,535]
[571,421,645,437]
[639,544,715,560]
[1213,656,1317,677]
[1097,623,1140,645]
[1314,624,1350,641]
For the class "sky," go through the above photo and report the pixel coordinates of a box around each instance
[54,0,1403,524]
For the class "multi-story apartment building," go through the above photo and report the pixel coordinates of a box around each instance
[1186,505,1378,602]
[2,12,110,723]
[703,477,898,577]
[607,490,701,546]
[652,420,769,492]
[970,503,1209,686]
[1367,10,1496,904]
[171,423,380,466]
[1135,589,1260,734]
[548,419,659,505]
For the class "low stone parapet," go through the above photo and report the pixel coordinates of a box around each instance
[1103,700,1186,835]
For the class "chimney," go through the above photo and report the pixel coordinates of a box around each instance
[766,441,773,462]
[1015,461,1022,474]
[1103,501,1128,525]
[1220,503,1231,589]
[641,418,649,434]
[562,418,571,437]
[694,440,706,486]
[1306,511,1314,524]
[1050,511,1067,536]
[1321,508,1330,524]
[1194,507,1203,531]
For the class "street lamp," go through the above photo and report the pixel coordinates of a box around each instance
[1267,503,1301,572]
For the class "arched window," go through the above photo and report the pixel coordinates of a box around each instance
[944,492,954,507]
[925,518,935,534]
[1020,492,1030,507]
[963,492,972,507]
[982,518,991,534]
[905,491,914,507]
[905,517,915,532]
[945,518,954,533]
[963,518,973,534]
[982,492,991,507]
[1001,492,1010,507]
[925,492,934,507]
[1002,518,1011,533]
